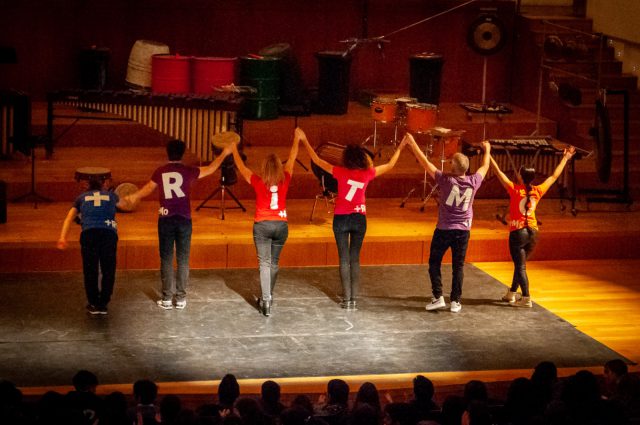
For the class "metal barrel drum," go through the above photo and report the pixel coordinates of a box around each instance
[192,57,237,94]
[125,40,170,90]
[409,53,444,105]
[79,47,110,90]
[240,56,281,120]
[152,54,192,94]
[315,51,352,115]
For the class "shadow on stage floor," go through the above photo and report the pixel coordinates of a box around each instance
[1,264,627,388]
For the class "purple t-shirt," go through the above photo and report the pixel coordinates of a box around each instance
[151,162,200,219]
[435,170,483,230]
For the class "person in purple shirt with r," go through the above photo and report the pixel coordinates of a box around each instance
[406,134,491,313]
[128,139,232,310]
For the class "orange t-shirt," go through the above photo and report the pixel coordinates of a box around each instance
[507,181,551,231]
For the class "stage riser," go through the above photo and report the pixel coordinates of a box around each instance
[2,233,638,273]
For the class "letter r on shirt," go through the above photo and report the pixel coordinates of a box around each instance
[162,172,185,199]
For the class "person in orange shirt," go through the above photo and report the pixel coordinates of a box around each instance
[490,146,575,307]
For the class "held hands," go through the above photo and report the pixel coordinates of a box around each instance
[294,127,307,143]
[481,140,491,153]
[563,146,576,160]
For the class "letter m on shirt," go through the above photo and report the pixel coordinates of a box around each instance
[445,185,472,212]
[162,172,185,199]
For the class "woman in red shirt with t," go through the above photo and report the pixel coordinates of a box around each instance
[490,146,575,307]
[230,128,302,316]
[301,133,408,310]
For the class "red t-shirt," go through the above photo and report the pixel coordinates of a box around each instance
[251,172,291,222]
[507,181,551,231]
[332,166,376,215]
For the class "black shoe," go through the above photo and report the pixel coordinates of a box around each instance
[98,305,108,315]
[262,299,272,317]
[340,300,350,309]
[86,304,100,315]
[349,300,358,310]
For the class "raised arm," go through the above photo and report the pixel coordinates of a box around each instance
[300,135,333,174]
[126,180,158,206]
[542,146,576,187]
[489,156,513,190]
[57,207,79,250]
[476,140,491,179]
[406,133,438,179]
[283,127,302,175]
[374,135,407,176]
[199,146,232,179]
[230,142,253,184]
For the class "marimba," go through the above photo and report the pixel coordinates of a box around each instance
[46,90,243,161]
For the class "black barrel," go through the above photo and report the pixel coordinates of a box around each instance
[315,51,352,115]
[0,180,6,223]
[79,47,110,90]
[240,56,281,120]
[409,53,444,105]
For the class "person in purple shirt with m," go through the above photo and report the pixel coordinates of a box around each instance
[128,139,232,310]
[406,133,490,313]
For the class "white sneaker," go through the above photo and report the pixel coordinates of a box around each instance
[175,299,187,309]
[501,289,521,303]
[450,301,462,313]
[426,296,446,311]
[512,296,533,308]
[157,299,173,310]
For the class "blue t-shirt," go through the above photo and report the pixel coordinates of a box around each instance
[74,190,119,232]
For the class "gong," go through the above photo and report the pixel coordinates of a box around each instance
[467,14,507,56]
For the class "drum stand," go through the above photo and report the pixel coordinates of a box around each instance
[400,133,446,212]
[196,176,246,220]
[363,120,398,158]
[309,175,336,222]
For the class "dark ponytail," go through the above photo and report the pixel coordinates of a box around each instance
[519,166,536,228]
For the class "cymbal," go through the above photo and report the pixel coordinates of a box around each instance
[212,131,240,149]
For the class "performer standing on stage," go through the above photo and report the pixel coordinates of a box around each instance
[490,146,575,307]
[229,128,302,316]
[126,139,232,310]
[405,134,490,313]
[301,134,408,310]
[57,175,129,315]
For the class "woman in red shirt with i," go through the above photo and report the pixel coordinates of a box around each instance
[490,146,575,308]
[230,128,302,316]
[301,132,409,310]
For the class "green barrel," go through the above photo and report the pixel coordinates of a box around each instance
[240,56,281,120]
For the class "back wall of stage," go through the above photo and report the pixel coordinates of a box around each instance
[0,0,515,102]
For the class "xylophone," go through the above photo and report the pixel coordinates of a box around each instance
[46,90,243,161]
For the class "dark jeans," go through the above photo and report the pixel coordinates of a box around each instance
[509,228,538,297]
[158,216,192,301]
[428,228,470,302]
[80,228,118,308]
[333,213,367,301]
[253,220,289,301]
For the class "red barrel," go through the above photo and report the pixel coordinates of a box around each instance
[152,54,192,94]
[192,57,237,94]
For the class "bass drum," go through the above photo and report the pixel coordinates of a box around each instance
[311,142,345,193]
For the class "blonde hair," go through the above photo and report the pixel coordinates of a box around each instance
[451,153,469,175]
[261,154,285,187]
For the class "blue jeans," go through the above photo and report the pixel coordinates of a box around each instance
[158,216,192,301]
[253,221,289,301]
[509,228,538,297]
[428,228,470,302]
[333,213,367,301]
[80,228,118,308]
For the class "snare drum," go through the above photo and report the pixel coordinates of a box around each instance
[370,97,397,123]
[430,135,461,160]
[406,103,438,133]
[395,97,417,122]
[311,142,345,193]
[75,167,112,191]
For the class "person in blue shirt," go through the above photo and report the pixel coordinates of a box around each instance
[58,175,128,315]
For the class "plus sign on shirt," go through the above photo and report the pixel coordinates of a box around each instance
[332,166,376,215]
[74,190,119,231]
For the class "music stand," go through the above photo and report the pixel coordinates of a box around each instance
[196,154,246,220]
